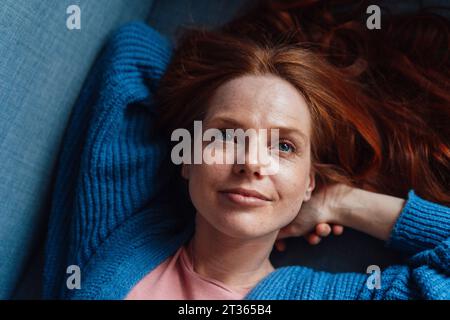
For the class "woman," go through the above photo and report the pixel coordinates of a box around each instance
[43,0,449,299]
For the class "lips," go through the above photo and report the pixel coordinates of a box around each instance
[220,188,272,207]
[219,187,272,201]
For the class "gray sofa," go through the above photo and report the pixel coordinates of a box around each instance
[1,0,445,299]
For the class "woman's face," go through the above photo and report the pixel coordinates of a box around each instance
[182,74,315,239]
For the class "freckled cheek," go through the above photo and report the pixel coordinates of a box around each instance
[189,162,231,191]
[273,164,310,204]
[188,163,233,213]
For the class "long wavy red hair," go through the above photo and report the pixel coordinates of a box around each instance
[155,0,450,205]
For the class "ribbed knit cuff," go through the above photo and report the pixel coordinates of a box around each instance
[386,190,450,255]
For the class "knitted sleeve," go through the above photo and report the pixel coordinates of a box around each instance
[246,191,450,300]
[43,22,175,298]
[360,190,450,299]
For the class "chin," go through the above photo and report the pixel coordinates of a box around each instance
[210,209,277,239]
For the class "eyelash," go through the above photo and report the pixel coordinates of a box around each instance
[217,129,236,142]
[217,129,297,154]
[277,140,296,154]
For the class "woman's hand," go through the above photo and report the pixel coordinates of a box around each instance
[275,223,344,250]
[274,184,353,250]
[274,183,406,251]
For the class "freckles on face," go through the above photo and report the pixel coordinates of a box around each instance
[185,74,314,239]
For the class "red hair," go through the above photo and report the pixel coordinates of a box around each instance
[155,0,450,205]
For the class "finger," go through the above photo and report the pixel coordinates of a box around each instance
[275,240,286,252]
[307,233,321,245]
[277,227,292,240]
[332,225,344,236]
[315,223,331,237]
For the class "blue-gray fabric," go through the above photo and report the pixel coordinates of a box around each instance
[147,0,254,41]
[0,0,156,299]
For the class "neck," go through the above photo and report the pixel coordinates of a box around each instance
[188,214,276,292]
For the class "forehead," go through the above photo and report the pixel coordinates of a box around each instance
[205,74,311,135]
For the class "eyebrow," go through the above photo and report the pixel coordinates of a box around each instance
[206,115,309,144]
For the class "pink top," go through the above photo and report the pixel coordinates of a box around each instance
[125,241,251,300]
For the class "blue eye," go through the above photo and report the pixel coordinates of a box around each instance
[278,142,295,153]
[218,129,234,142]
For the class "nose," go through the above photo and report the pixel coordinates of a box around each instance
[231,134,271,178]
[233,160,264,178]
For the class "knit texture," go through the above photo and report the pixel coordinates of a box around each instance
[43,22,450,300]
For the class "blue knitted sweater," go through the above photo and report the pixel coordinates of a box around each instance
[43,22,450,300]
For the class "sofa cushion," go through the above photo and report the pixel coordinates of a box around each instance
[147,0,255,41]
[0,0,155,299]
